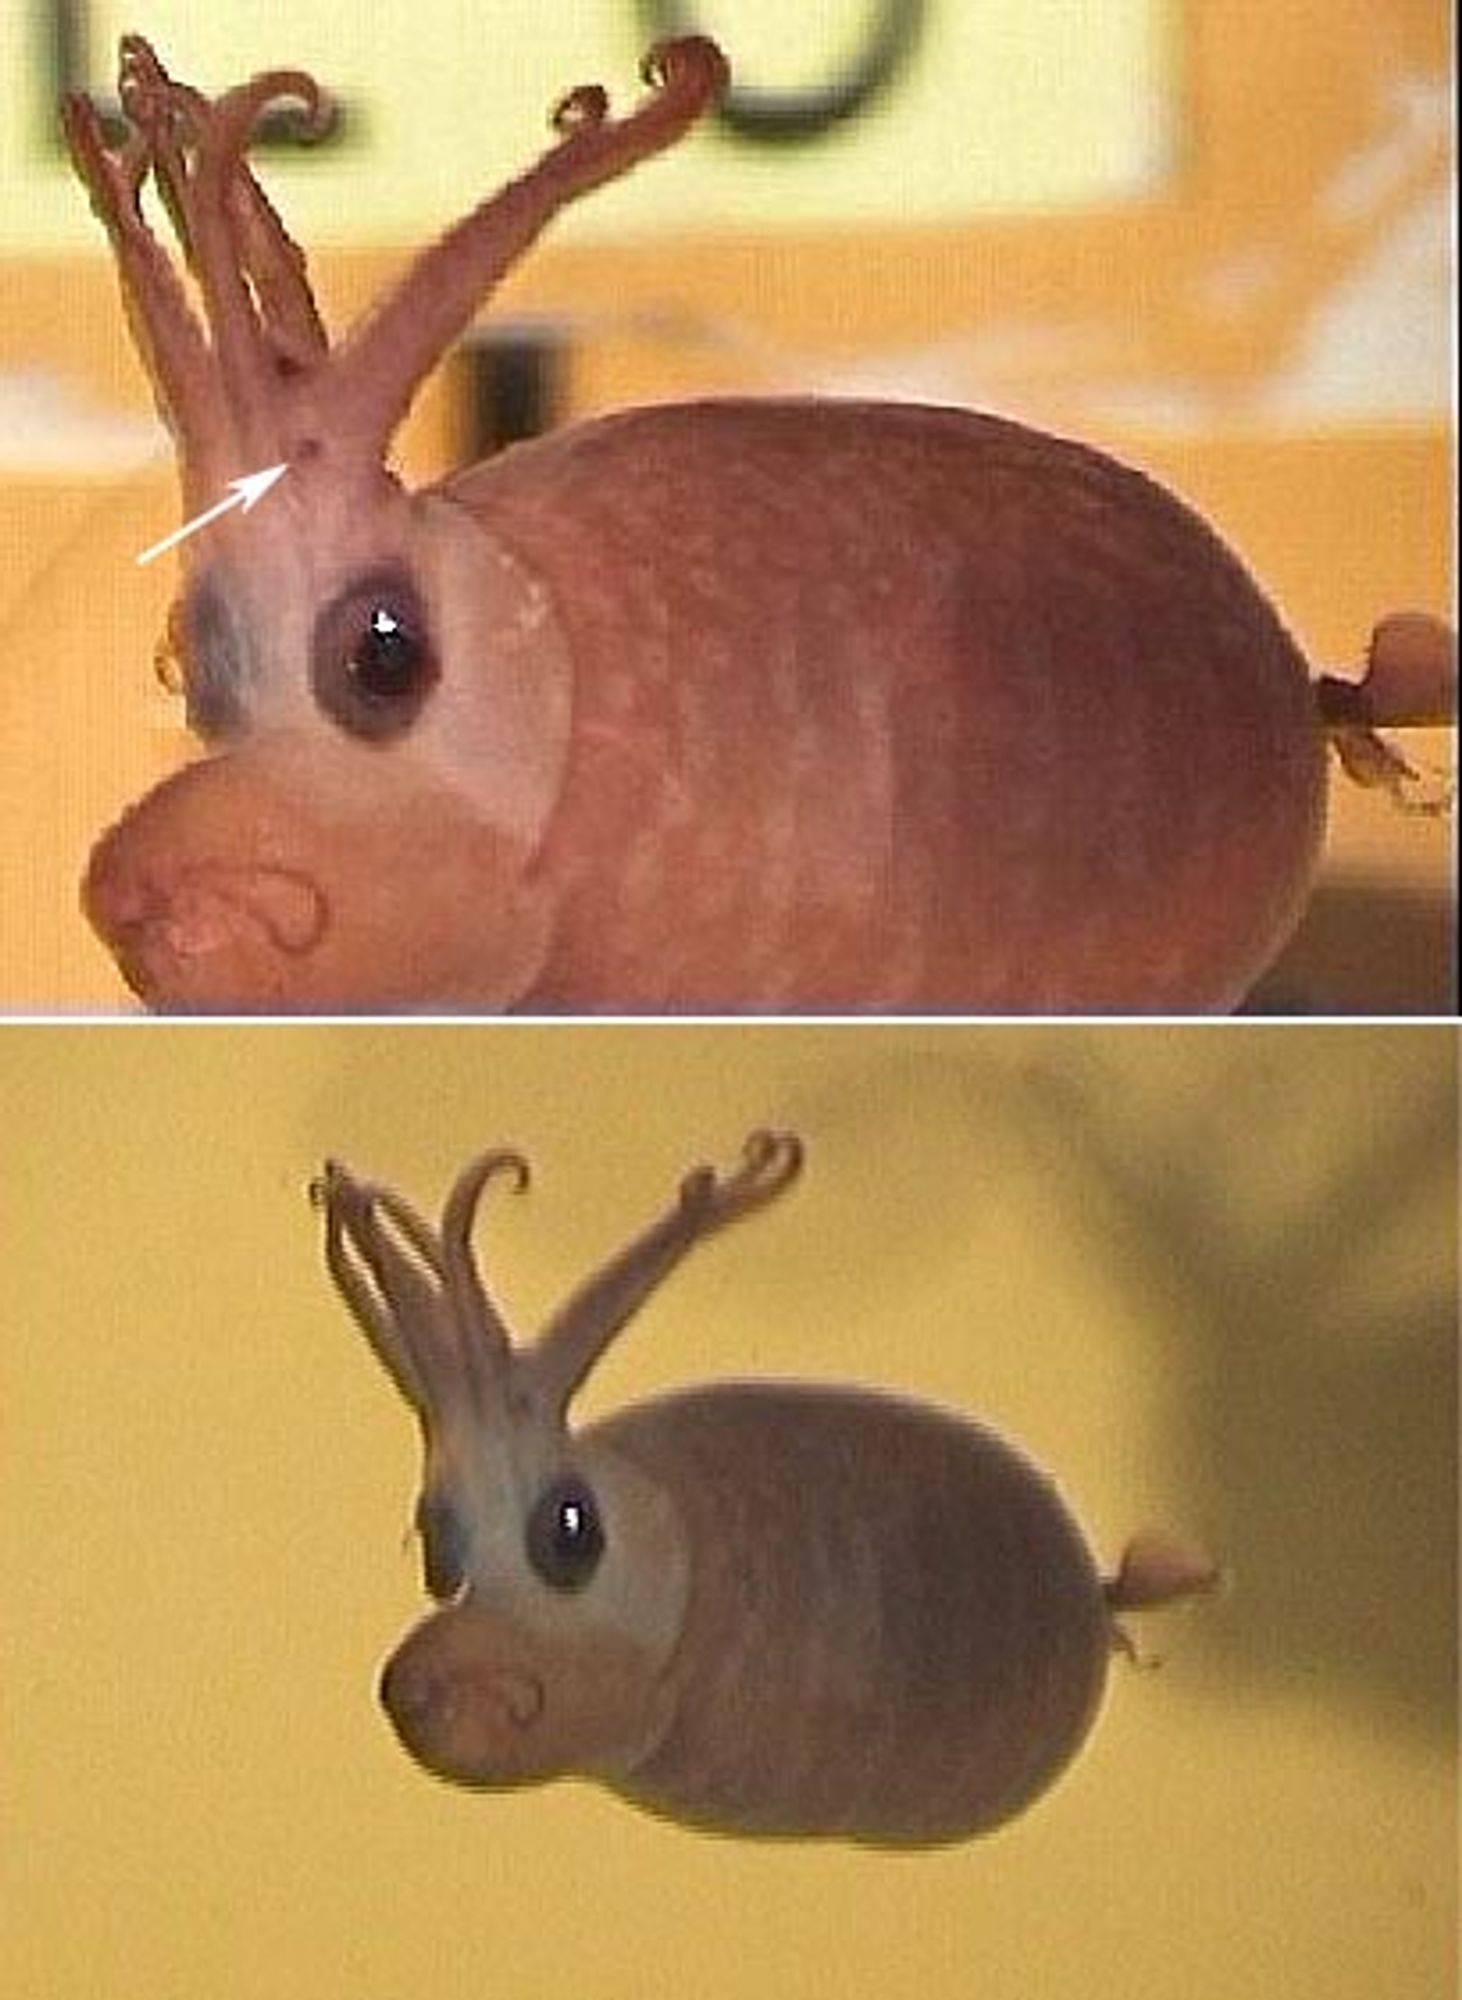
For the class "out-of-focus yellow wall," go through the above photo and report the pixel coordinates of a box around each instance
[0,1,1453,1011]
[1,1024,1457,1999]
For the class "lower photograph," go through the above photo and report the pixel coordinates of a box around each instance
[2,1023,1457,2000]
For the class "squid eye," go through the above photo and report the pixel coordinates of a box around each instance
[351,602,425,700]
[311,567,438,739]
[525,1478,605,1592]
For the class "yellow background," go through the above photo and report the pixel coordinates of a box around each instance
[0,0,1453,1011]
[2,1023,1457,1998]
[0,0,1172,248]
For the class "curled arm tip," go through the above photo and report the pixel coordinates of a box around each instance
[720,1128,805,1208]
[443,1147,533,1243]
[641,35,732,98]
[551,83,610,135]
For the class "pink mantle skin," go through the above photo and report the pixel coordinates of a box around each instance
[64,37,1454,1014]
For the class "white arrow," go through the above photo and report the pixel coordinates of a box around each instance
[135,462,289,567]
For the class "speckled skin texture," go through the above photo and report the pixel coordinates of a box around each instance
[452,398,1326,1012]
[598,1385,1112,1843]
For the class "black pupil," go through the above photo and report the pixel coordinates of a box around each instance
[526,1478,605,1592]
[350,602,423,700]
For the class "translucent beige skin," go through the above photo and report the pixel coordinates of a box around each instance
[318,1132,1218,1847]
[64,39,1450,1014]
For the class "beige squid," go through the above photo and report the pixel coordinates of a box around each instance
[316,1130,1218,1845]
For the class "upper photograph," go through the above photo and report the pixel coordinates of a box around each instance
[1,2,1453,1015]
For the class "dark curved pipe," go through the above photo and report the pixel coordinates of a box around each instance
[639,0,927,142]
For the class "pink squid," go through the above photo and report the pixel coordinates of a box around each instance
[62,36,1455,1012]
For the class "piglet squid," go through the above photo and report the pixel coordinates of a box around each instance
[316,1132,1220,1844]
[63,37,1454,1012]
